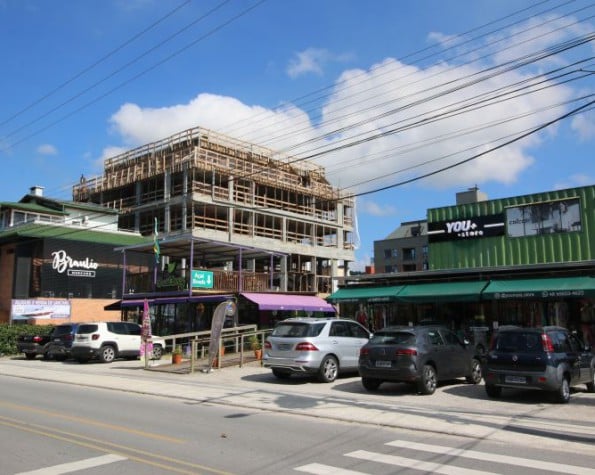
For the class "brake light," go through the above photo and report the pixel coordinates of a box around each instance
[33,336,44,343]
[91,334,100,341]
[396,348,417,356]
[360,347,369,356]
[264,341,272,349]
[65,335,73,341]
[541,334,555,353]
[295,342,319,351]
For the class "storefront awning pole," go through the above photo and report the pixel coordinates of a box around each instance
[189,237,195,297]
[121,250,127,297]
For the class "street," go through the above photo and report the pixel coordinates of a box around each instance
[0,356,594,474]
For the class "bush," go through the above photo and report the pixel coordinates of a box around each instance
[0,323,54,356]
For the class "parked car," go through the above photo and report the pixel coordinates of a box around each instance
[71,321,165,363]
[483,325,595,403]
[45,323,79,361]
[358,325,482,394]
[16,329,54,359]
[263,317,371,382]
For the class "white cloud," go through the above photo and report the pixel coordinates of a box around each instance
[571,112,595,141]
[287,48,330,78]
[554,173,592,190]
[286,48,353,78]
[105,15,588,196]
[37,144,57,155]
[357,198,397,217]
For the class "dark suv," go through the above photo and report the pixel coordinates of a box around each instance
[46,323,78,361]
[484,326,595,403]
[358,325,482,395]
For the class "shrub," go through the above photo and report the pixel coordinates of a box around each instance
[0,323,54,356]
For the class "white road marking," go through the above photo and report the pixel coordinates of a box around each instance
[386,440,595,475]
[346,450,499,475]
[15,454,127,475]
[294,463,368,474]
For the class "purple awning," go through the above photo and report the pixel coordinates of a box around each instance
[241,293,336,313]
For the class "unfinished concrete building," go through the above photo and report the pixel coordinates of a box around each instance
[72,126,356,295]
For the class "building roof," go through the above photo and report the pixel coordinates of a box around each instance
[383,220,427,240]
[0,222,147,246]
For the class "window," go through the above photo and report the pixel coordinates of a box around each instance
[347,321,370,338]
[392,249,399,257]
[383,249,392,258]
[403,248,416,261]
[426,330,444,346]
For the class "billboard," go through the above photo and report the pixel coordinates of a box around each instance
[506,198,582,237]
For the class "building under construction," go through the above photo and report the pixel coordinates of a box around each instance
[72,126,356,296]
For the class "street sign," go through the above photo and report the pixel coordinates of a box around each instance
[191,270,214,289]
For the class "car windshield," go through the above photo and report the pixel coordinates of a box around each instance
[77,324,98,334]
[53,325,75,336]
[370,331,416,345]
[271,322,326,337]
[494,331,542,353]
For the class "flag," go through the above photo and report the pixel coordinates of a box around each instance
[153,217,160,264]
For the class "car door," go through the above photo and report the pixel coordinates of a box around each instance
[440,329,468,377]
[552,330,581,384]
[568,332,592,384]
[425,329,449,378]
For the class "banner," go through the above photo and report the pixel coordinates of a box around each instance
[207,300,237,369]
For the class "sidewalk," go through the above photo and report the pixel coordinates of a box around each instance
[2,355,594,452]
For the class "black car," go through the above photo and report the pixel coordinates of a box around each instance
[46,323,79,361]
[358,325,482,395]
[484,325,595,403]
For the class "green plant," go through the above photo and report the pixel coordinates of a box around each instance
[172,345,183,355]
[248,334,261,351]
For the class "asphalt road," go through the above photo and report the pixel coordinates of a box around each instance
[1,355,595,474]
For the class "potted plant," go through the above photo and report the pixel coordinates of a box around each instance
[248,335,262,360]
[171,345,183,364]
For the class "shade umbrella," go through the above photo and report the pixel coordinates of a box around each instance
[141,298,153,363]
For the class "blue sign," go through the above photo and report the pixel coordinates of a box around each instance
[191,270,214,289]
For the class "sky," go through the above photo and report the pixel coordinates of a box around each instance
[1,0,593,271]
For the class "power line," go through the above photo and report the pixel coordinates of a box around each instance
[0,0,192,130]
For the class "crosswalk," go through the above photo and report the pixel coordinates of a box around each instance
[294,439,595,475]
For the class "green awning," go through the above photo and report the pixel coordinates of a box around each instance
[396,281,489,303]
[482,276,595,300]
[327,285,404,303]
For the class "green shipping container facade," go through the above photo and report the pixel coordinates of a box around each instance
[427,185,595,269]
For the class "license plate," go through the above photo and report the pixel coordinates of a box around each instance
[278,344,292,351]
[375,360,391,368]
[505,375,526,384]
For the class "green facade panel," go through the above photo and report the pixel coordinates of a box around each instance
[428,185,595,269]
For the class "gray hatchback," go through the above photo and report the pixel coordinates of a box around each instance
[358,325,482,395]
[484,325,595,403]
[263,317,371,382]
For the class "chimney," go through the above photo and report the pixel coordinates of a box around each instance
[30,186,44,197]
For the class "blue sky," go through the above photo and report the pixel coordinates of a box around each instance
[1,0,593,270]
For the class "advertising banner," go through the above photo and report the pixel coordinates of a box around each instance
[10,299,71,323]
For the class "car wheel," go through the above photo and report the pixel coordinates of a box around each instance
[465,358,482,384]
[272,368,291,379]
[24,353,36,360]
[586,369,595,393]
[362,377,382,391]
[485,384,502,398]
[151,345,163,360]
[99,345,116,363]
[553,377,570,404]
[318,355,339,383]
[417,364,437,395]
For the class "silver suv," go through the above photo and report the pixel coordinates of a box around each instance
[263,317,371,382]
[71,321,165,363]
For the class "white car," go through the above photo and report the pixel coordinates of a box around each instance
[263,317,371,382]
[71,321,165,363]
